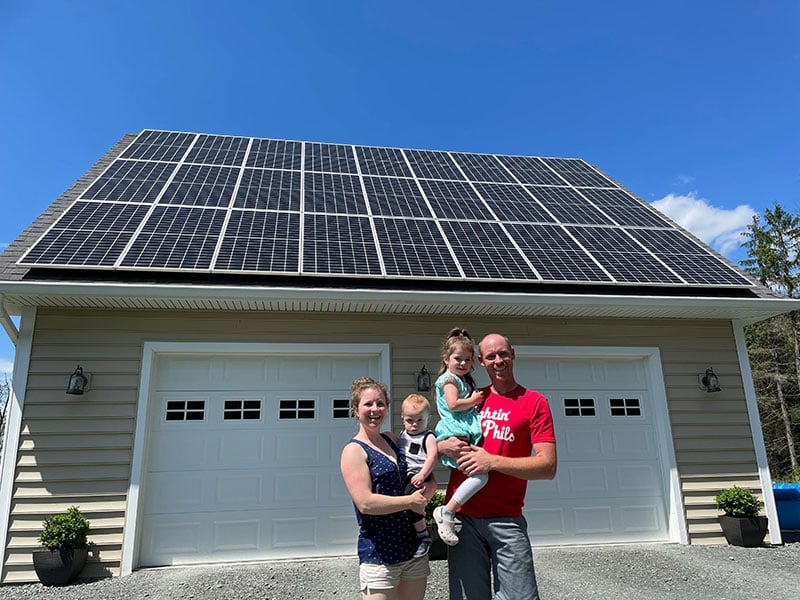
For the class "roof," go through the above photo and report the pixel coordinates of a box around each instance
[1,130,797,324]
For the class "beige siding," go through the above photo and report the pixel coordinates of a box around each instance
[2,308,763,582]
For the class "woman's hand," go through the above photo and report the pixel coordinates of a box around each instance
[407,489,428,514]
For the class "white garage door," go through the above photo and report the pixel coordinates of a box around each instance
[138,351,378,567]
[513,353,670,545]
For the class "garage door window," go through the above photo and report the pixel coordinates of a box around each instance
[280,398,316,419]
[165,399,205,421]
[223,399,262,420]
[609,397,641,417]
[333,398,351,419]
[564,397,595,417]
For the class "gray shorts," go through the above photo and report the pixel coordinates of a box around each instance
[447,514,539,600]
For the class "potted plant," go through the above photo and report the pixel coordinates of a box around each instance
[425,491,448,560]
[715,486,768,547]
[32,506,90,586]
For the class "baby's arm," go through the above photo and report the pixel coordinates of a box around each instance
[410,433,439,488]
[443,380,484,412]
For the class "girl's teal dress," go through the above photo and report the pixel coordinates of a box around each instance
[433,371,482,468]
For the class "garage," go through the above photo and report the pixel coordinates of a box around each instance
[132,343,676,568]
[135,344,387,566]
[512,348,675,545]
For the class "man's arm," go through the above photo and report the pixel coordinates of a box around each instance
[456,442,557,481]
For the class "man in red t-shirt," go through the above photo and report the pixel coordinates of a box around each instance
[439,333,557,600]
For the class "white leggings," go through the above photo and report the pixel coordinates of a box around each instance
[451,472,489,506]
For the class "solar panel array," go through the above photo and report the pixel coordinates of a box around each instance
[18,129,753,287]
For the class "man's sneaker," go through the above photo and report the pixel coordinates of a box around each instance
[433,506,459,546]
[414,532,432,558]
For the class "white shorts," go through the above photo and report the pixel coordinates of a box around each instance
[359,556,430,591]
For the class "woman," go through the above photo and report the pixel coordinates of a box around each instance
[340,377,430,600]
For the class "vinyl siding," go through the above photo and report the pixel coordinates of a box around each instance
[1,308,763,582]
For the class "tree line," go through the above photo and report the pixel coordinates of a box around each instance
[742,203,800,481]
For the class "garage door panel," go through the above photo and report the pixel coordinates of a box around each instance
[274,432,321,465]
[213,519,261,552]
[145,472,205,512]
[565,465,610,494]
[218,431,268,465]
[273,471,319,506]
[617,463,661,492]
[563,428,603,456]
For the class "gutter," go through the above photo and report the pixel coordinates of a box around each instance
[0,294,18,346]
[0,280,799,324]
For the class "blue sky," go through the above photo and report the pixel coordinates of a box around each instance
[0,0,798,377]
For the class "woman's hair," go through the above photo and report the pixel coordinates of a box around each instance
[437,327,477,391]
[402,393,430,415]
[350,376,389,417]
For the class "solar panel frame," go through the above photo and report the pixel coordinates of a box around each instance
[578,188,673,228]
[472,183,556,223]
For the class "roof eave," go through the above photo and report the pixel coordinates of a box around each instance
[0,281,796,325]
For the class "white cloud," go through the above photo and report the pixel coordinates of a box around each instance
[651,192,756,258]
[0,358,12,378]
[675,174,695,185]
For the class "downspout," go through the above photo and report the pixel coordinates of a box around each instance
[0,295,18,346]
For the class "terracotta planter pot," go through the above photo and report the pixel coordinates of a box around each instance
[718,515,768,547]
[32,547,88,586]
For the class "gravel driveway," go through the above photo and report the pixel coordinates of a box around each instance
[1,540,797,599]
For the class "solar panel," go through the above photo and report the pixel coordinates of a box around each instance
[216,210,300,272]
[18,129,755,289]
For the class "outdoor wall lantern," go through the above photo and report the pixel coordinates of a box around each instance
[66,365,90,395]
[699,367,721,393]
[416,365,431,392]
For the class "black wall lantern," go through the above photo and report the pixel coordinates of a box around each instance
[416,365,431,392]
[66,365,89,395]
[699,367,721,393]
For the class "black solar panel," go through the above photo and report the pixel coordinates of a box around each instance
[17,129,754,288]
[216,210,300,273]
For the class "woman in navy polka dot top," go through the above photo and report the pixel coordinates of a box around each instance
[341,377,431,599]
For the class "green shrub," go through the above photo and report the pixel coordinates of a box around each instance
[425,491,446,527]
[714,486,762,518]
[38,506,90,550]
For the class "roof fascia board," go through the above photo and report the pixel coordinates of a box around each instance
[1,280,798,321]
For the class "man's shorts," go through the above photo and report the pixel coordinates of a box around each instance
[359,556,430,591]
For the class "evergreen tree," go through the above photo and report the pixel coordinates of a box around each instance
[742,203,800,477]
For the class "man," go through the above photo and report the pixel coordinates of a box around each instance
[438,333,557,600]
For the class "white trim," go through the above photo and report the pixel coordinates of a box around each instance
[733,321,781,544]
[0,307,36,571]
[0,280,798,324]
[514,345,687,544]
[0,295,18,344]
[121,341,391,576]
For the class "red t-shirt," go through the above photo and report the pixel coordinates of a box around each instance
[446,385,556,518]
